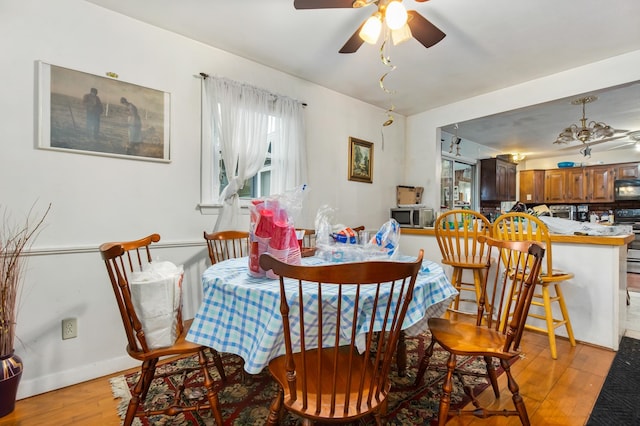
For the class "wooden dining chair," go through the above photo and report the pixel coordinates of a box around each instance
[100,234,226,426]
[492,212,576,359]
[259,250,424,426]
[203,230,250,265]
[434,209,492,315]
[416,236,545,425]
[295,228,316,249]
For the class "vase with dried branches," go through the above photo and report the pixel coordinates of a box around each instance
[0,203,50,417]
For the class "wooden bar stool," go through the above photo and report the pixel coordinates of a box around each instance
[434,209,492,316]
[493,212,576,359]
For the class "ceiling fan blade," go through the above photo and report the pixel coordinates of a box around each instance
[339,21,366,53]
[406,10,446,49]
[294,0,356,9]
[606,141,637,150]
[557,134,628,151]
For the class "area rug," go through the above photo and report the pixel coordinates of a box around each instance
[110,335,506,425]
[587,336,640,425]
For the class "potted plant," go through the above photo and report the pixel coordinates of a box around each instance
[0,203,50,417]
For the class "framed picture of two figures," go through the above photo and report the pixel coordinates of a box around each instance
[37,61,171,162]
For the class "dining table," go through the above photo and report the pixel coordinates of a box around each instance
[186,254,458,376]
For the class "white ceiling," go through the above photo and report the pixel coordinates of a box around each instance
[85,0,640,158]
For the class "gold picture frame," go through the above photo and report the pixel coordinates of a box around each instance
[348,137,373,183]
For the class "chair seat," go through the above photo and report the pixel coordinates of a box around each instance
[126,319,202,360]
[442,256,490,269]
[269,347,383,421]
[540,270,574,284]
[427,318,519,360]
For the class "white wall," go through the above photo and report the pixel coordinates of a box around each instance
[1,0,406,398]
[406,50,640,210]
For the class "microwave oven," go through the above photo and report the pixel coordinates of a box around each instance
[390,207,434,228]
[614,179,640,201]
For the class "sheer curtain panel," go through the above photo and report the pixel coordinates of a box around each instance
[202,76,306,230]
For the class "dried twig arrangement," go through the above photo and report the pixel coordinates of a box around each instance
[0,203,50,356]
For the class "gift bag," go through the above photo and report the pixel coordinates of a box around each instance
[130,261,184,349]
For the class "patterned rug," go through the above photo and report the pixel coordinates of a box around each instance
[110,335,505,425]
[587,336,640,425]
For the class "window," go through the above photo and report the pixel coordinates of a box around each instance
[219,133,273,199]
[199,76,307,218]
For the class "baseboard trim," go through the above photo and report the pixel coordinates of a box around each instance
[17,355,139,400]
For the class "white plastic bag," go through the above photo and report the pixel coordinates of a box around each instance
[130,261,184,349]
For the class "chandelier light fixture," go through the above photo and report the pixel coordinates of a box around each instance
[553,95,615,145]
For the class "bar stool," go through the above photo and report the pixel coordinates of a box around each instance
[493,212,576,359]
[434,209,492,316]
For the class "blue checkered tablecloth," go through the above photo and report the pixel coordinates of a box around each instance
[186,255,457,374]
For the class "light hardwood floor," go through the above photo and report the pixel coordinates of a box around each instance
[8,277,640,426]
[0,331,617,426]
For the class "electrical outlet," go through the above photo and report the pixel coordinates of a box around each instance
[62,318,77,340]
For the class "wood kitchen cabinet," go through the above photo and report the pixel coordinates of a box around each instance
[519,170,545,204]
[480,158,517,201]
[616,162,640,179]
[545,168,586,203]
[585,165,615,202]
[544,169,567,203]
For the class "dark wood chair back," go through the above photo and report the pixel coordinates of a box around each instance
[203,230,250,265]
[259,250,423,424]
[477,235,545,349]
[99,233,225,426]
[415,235,545,424]
[100,233,163,354]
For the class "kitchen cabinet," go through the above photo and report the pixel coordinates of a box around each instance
[616,163,640,179]
[545,168,585,203]
[480,158,516,202]
[585,165,615,202]
[519,170,545,204]
[535,161,639,204]
[544,169,567,203]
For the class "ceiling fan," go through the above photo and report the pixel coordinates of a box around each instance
[293,0,446,54]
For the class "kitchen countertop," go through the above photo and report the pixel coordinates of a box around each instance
[400,227,634,246]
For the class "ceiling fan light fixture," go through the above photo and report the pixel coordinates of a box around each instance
[385,1,408,30]
[391,23,412,45]
[359,12,382,44]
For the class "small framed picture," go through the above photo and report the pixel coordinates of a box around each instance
[348,137,373,183]
[37,61,171,162]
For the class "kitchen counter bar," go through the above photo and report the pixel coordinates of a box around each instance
[401,227,634,246]
[399,227,633,351]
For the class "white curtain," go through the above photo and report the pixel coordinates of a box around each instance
[202,76,307,231]
[270,96,307,194]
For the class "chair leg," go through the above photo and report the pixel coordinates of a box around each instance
[501,358,530,426]
[483,355,500,398]
[199,350,223,425]
[541,286,558,359]
[554,284,576,347]
[473,269,484,306]
[414,336,436,386]
[396,330,407,377]
[451,267,463,311]
[208,347,227,381]
[266,387,284,426]
[438,353,456,426]
[138,358,158,403]
[124,359,157,426]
